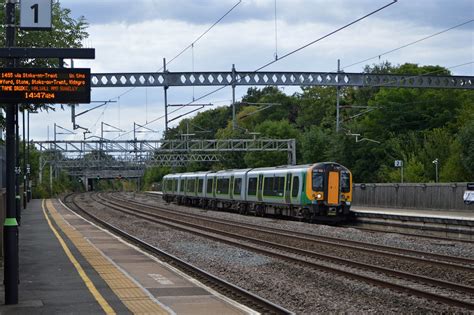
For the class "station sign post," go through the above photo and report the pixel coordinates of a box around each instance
[3,0,93,305]
[394,160,404,183]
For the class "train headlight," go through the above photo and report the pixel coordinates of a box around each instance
[316,193,322,199]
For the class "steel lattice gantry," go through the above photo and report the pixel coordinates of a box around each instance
[34,138,297,172]
[91,71,474,89]
[57,70,472,174]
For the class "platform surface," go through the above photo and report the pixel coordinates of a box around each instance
[351,205,474,222]
[0,199,253,314]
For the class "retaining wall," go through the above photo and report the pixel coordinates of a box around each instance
[353,183,474,211]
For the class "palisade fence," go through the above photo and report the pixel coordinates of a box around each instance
[353,183,474,211]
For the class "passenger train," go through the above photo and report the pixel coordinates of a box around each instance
[162,162,353,222]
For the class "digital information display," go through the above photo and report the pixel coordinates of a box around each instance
[0,68,90,104]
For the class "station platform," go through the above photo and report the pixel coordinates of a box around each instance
[351,206,474,240]
[0,199,254,314]
[351,206,474,223]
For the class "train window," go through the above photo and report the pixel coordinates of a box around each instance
[312,171,324,191]
[187,179,195,193]
[264,176,285,196]
[234,178,242,195]
[206,178,213,194]
[341,172,350,192]
[292,176,299,197]
[166,179,173,191]
[248,177,257,195]
[198,179,204,193]
[263,177,273,195]
[179,179,184,192]
[275,177,285,196]
[217,178,230,194]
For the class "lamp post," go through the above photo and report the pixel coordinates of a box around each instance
[432,158,439,183]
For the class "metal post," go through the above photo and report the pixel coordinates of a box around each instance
[401,164,404,183]
[336,59,341,132]
[39,155,43,184]
[163,58,169,133]
[27,110,31,201]
[22,109,26,208]
[133,122,136,141]
[436,164,438,183]
[50,164,53,194]
[288,139,296,165]
[15,103,21,222]
[232,64,236,130]
[4,0,19,305]
[71,103,75,127]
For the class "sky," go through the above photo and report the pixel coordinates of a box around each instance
[23,0,474,142]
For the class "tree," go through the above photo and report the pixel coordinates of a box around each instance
[300,126,332,164]
[244,120,300,167]
[0,1,89,128]
[142,166,171,191]
[295,86,339,130]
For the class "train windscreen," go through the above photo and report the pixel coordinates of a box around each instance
[341,172,350,192]
[312,170,324,191]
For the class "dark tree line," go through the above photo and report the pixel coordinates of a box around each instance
[145,63,473,185]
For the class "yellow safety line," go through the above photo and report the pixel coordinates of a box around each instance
[41,199,116,315]
[45,199,169,315]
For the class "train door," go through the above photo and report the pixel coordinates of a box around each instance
[213,177,217,198]
[230,175,235,199]
[285,173,292,204]
[327,171,340,205]
[257,174,264,202]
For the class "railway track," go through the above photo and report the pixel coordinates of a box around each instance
[113,192,474,270]
[64,193,293,315]
[88,192,474,310]
[145,191,474,244]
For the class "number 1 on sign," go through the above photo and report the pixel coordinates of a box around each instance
[31,4,39,23]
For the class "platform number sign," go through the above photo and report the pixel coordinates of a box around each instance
[20,0,52,30]
[394,160,403,167]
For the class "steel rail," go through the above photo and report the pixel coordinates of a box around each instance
[114,192,474,269]
[91,193,474,310]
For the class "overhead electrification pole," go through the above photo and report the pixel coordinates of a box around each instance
[15,99,21,222]
[231,64,236,130]
[336,59,341,132]
[23,108,27,208]
[4,0,19,304]
[163,58,169,133]
[27,110,31,201]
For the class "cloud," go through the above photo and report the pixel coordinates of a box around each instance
[61,0,474,29]
[31,0,473,142]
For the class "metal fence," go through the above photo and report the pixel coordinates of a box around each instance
[353,183,474,211]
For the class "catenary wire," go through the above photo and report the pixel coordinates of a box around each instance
[91,1,242,138]
[156,0,398,125]
[342,18,474,70]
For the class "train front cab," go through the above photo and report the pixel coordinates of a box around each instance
[305,163,352,222]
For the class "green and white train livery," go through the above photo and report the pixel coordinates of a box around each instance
[162,162,353,222]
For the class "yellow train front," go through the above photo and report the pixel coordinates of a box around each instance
[302,162,353,222]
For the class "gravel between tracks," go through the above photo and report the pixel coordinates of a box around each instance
[73,193,473,313]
